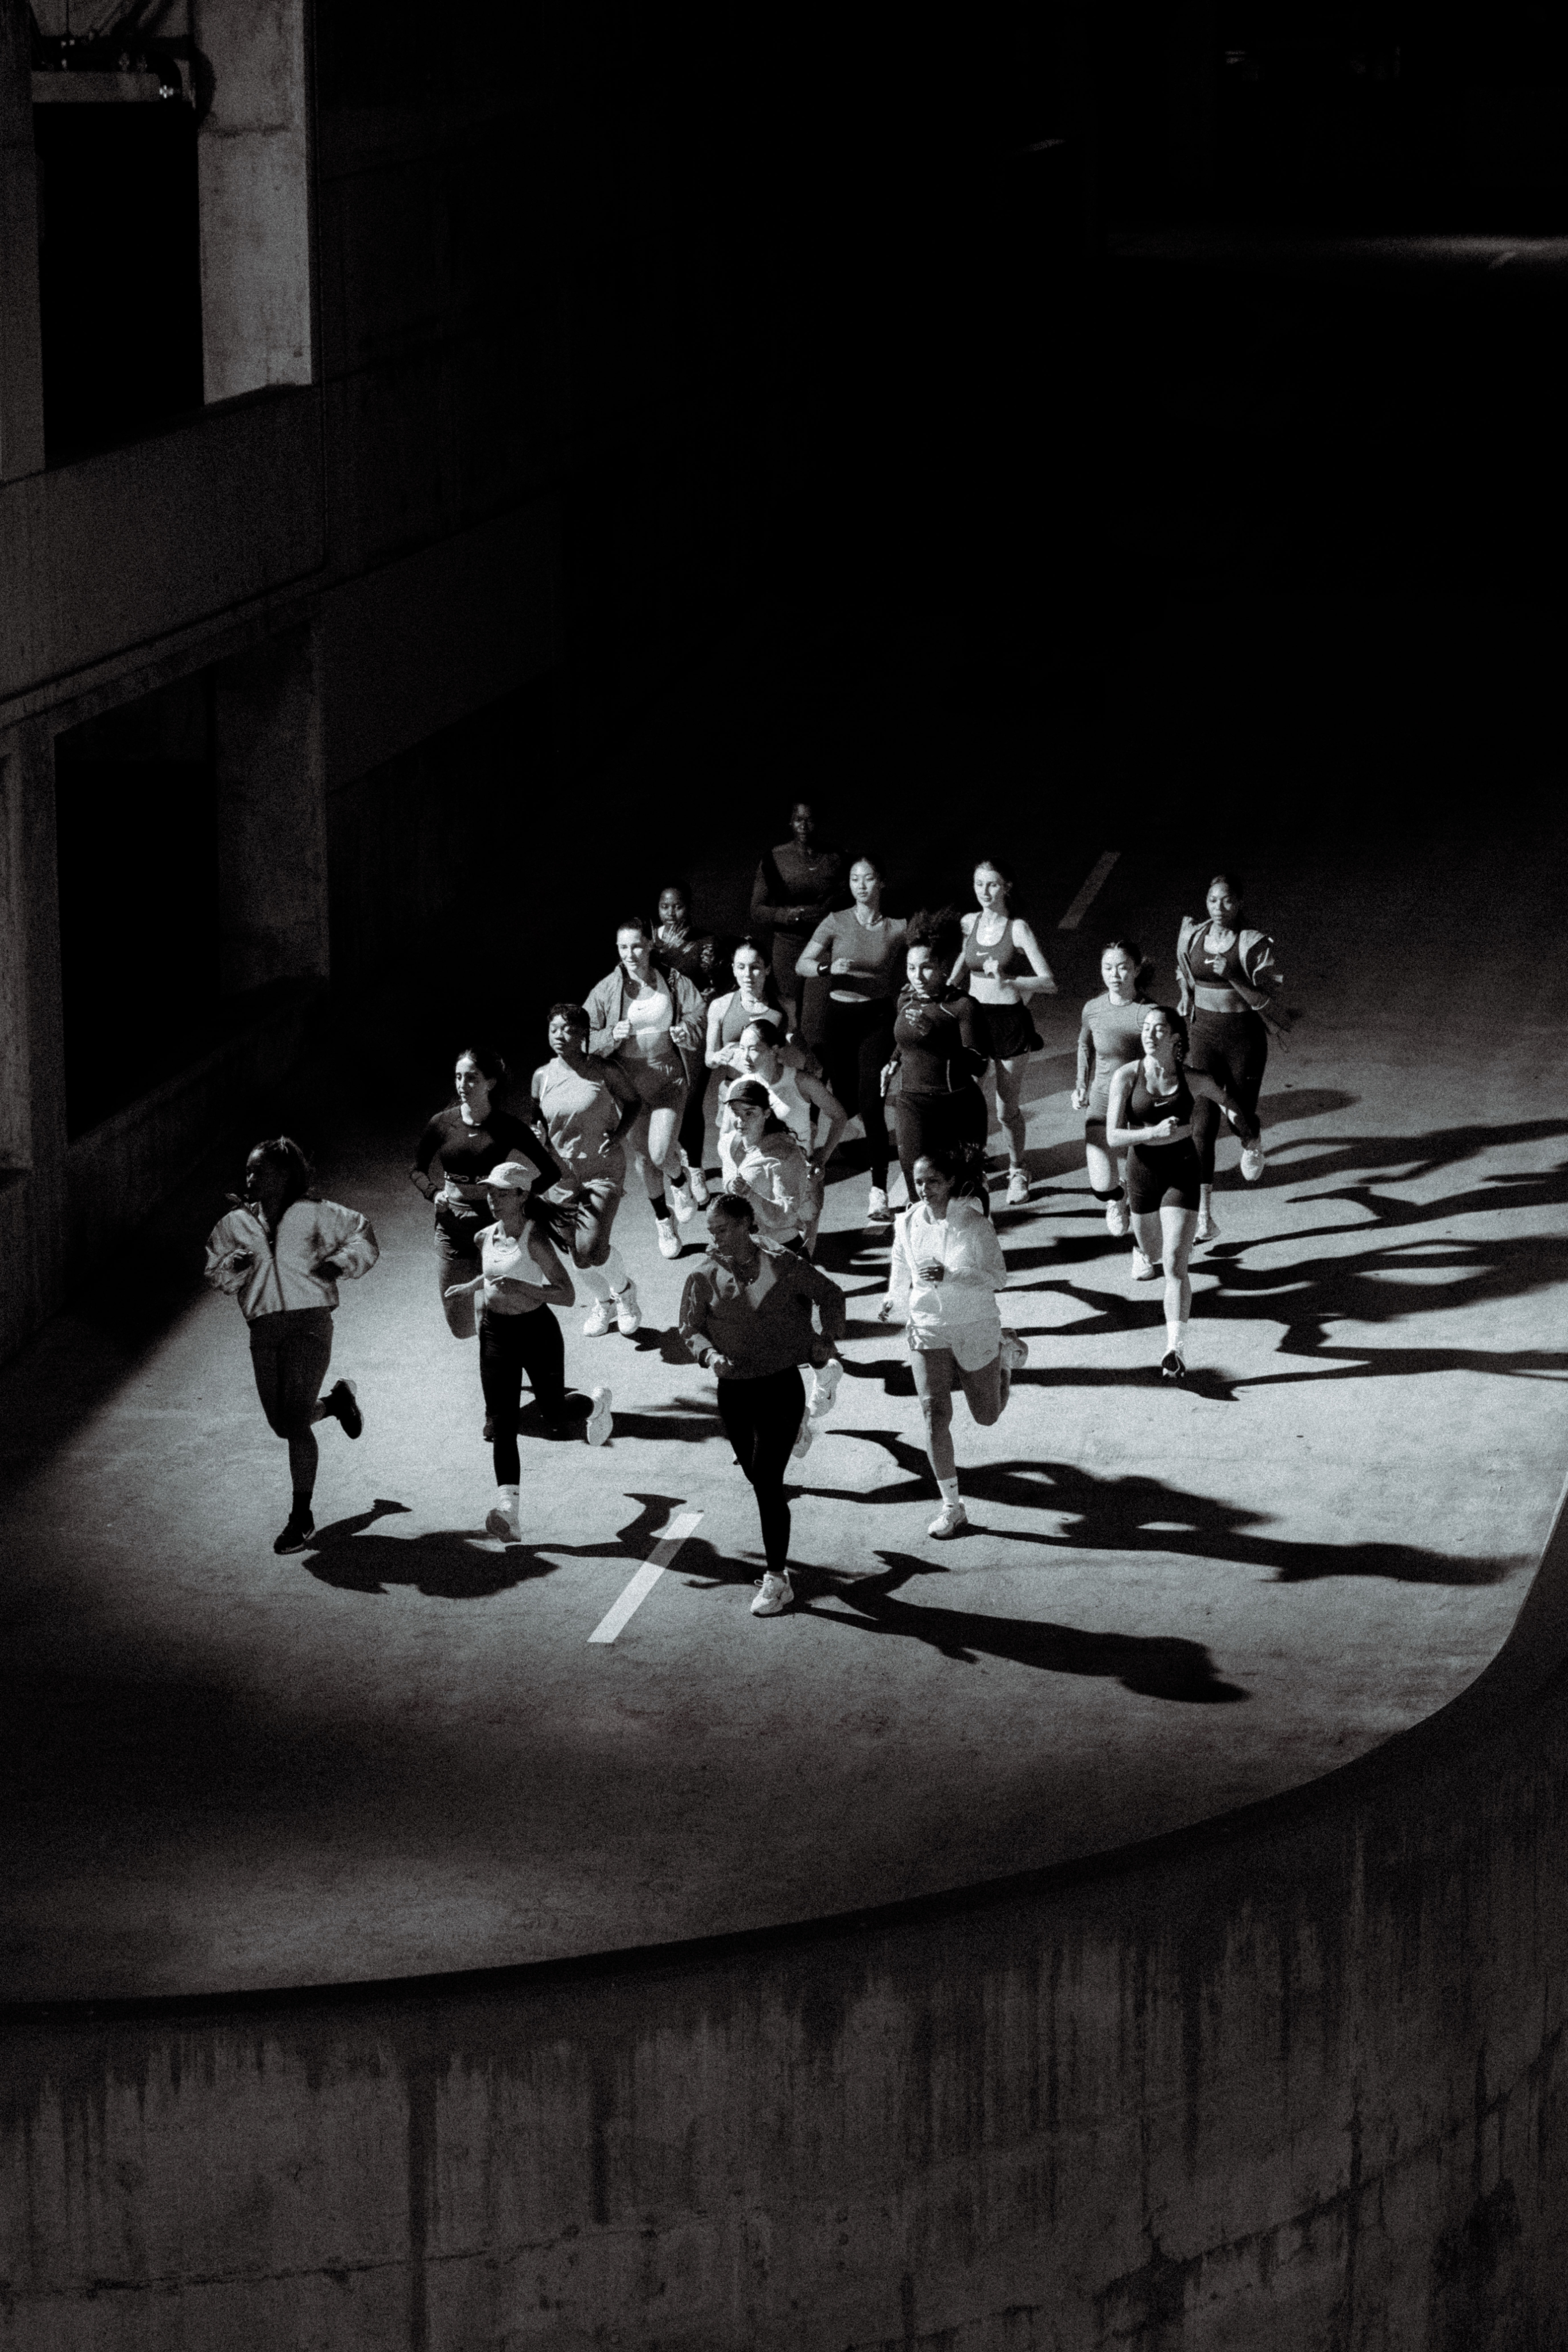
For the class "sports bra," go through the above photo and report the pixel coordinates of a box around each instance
[714,989,787,1046]
[961,914,1025,979]
[1127,1062,1194,1136]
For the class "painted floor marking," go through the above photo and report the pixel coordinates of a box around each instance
[588,1510,704,1643]
[1057,849,1120,930]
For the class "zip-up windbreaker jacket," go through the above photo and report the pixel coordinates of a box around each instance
[204,1198,379,1321]
[582,964,707,1090]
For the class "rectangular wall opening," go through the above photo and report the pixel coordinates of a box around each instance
[53,672,219,1138]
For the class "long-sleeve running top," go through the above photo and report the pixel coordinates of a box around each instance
[717,1127,813,1243]
[205,1198,379,1321]
[749,840,846,933]
[891,989,988,1093]
[679,1246,846,1380]
[886,1198,1008,1354]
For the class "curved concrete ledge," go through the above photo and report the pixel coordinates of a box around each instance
[3,1481,1566,2351]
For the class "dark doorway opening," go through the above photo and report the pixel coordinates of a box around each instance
[33,99,203,465]
[55,675,219,1139]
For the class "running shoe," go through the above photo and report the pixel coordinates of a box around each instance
[1001,1332,1029,1372]
[656,1220,682,1259]
[1105,1197,1130,1238]
[807,1359,843,1419]
[669,1181,699,1224]
[485,1502,520,1541]
[1160,1350,1187,1382]
[865,1186,893,1225]
[326,1378,362,1439]
[614,1279,642,1335]
[790,1415,815,1460]
[273,1511,316,1556]
[927,1500,969,1539]
[751,1570,793,1616]
[1194,1207,1219,1244]
[1131,1248,1162,1281]
[1006,1167,1030,1206]
[682,1152,710,1206]
[1240,1144,1266,1184]
[583,1295,616,1337]
[583,1386,614,1446]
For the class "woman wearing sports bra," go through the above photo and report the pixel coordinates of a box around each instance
[411,1045,556,1340]
[949,856,1057,1205]
[796,854,905,1227]
[884,914,991,1209]
[1175,872,1280,1243]
[1105,1005,1259,1382]
[583,915,706,1261]
[1071,938,1153,1238]
[528,1003,642,1339]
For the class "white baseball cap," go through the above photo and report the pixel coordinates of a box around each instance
[484,1163,537,1192]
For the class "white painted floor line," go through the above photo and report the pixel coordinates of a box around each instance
[588,1510,704,1644]
[1057,849,1120,930]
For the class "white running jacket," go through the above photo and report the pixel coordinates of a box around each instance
[204,1198,379,1321]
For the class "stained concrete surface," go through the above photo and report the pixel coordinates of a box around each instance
[0,821,1563,2002]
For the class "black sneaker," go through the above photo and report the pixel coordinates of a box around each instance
[274,1512,316,1554]
[1160,1350,1186,1382]
[327,1378,363,1439]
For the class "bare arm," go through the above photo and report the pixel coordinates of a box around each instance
[1005,919,1057,996]
[797,1070,847,1167]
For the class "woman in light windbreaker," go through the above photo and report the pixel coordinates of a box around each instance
[583,914,707,1261]
[204,1136,379,1556]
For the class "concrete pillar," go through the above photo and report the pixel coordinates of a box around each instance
[214,624,330,994]
[192,0,312,404]
[0,0,45,478]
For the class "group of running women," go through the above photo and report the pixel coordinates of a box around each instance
[206,852,1285,1610]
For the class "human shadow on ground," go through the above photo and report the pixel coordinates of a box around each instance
[300,1491,722,1599]
[1275,1156,1568,1246]
[1262,1114,1568,1198]
[802,1433,1517,1585]
[795,1555,1248,1702]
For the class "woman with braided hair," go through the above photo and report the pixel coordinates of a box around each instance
[882,910,992,1212]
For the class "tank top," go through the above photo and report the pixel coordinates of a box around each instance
[714,989,787,1046]
[961,913,1025,980]
[893,992,984,1095]
[477,1221,551,1312]
[533,1058,625,1176]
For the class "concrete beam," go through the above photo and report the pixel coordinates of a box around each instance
[193,0,312,404]
[0,0,45,479]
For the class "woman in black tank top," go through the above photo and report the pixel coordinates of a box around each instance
[1106,1005,1258,1382]
[883,914,991,1210]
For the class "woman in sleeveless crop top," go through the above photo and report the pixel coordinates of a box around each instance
[1175,872,1281,1244]
[949,857,1057,1205]
[1072,939,1153,1239]
[1106,1004,1259,1382]
[796,853,905,1228]
[528,1002,644,1341]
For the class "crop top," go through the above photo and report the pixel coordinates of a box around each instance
[959,914,1028,980]
[1176,916,1281,1005]
[799,907,908,1000]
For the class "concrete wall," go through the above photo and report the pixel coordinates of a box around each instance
[1,1504,1565,2350]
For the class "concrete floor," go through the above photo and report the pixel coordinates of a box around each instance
[1,825,1564,2001]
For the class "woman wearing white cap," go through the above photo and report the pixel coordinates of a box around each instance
[442,1163,613,1541]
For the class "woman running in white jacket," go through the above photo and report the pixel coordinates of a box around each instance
[204,1137,379,1554]
[878,1146,1025,1538]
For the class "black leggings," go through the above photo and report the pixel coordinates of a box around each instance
[249,1306,333,1495]
[715,1365,805,1573]
[678,1076,709,1173]
[1187,1009,1268,1181]
[893,1087,989,1206]
[479,1307,590,1483]
[823,996,893,1187]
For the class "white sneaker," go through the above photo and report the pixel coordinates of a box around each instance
[583,1294,616,1337]
[1002,1332,1029,1372]
[751,1570,793,1616]
[865,1186,893,1226]
[807,1359,843,1419]
[790,1415,815,1460]
[485,1493,521,1541]
[1105,1196,1130,1237]
[1241,1144,1266,1183]
[668,1181,698,1224]
[683,1155,710,1207]
[927,1500,969,1539]
[656,1221,682,1259]
[583,1386,613,1446]
[1194,1206,1218,1244]
[1006,1167,1029,1206]
[1132,1248,1162,1281]
[614,1279,642,1335]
